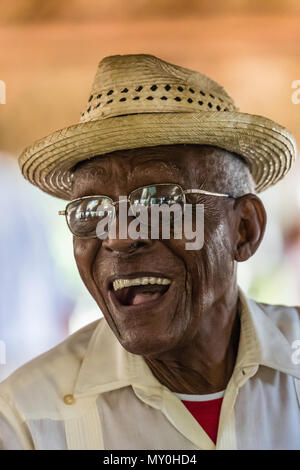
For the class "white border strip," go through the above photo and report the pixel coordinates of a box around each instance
[174,390,225,402]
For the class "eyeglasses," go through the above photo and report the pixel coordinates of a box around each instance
[58,183,233,239]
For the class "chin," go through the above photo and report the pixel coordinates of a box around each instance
[114,322,181,357]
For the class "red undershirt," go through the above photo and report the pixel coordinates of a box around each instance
[175,390,225,444]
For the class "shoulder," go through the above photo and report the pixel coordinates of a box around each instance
[0,318,104,417]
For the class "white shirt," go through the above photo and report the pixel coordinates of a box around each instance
[0,288,299,450]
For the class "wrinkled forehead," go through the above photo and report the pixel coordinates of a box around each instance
[71,145,210,198]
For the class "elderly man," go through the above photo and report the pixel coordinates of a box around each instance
[0,54,299,450]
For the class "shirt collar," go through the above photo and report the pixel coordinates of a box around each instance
[73,287,300,398]
[73,315,164,399]
[236,288,300,379]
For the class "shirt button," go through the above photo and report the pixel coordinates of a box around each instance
[63,394,76,405]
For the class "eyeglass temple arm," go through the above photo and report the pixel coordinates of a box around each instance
[184,189,232,198]
[58,210,66,215]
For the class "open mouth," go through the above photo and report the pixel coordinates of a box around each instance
[108,276,171,307]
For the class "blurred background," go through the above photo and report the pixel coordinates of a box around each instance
[0,0,300,380]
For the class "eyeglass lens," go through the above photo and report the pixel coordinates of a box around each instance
[66,196,114,238]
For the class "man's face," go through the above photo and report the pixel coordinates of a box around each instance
[72,145,237,357]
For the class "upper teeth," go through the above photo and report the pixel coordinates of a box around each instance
[113,277,171,291]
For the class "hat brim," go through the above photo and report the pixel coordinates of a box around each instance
[18,111,297,200]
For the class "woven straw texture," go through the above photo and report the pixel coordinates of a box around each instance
[18,54,297,200]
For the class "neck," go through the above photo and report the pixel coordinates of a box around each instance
[144,290,241,394]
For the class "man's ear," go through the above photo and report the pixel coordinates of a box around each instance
[232,194,267,262]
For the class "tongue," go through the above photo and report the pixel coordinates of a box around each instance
[131,292,162,306]
[114,283,169,306]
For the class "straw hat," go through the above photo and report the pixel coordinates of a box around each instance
[19,54,297,200]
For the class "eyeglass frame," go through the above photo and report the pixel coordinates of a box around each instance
[58,182,235,239]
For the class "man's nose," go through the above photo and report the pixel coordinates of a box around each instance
[102,210,153,254]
